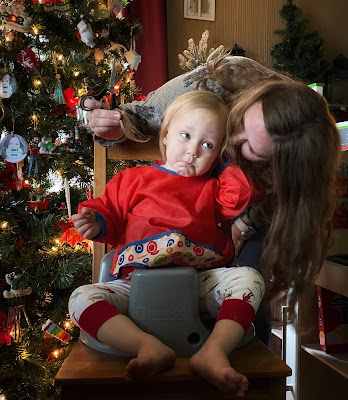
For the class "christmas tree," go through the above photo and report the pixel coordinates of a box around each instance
[0,1,142,399]
[270,0,329,81]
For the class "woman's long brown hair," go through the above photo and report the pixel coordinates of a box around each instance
[225,80,341,321]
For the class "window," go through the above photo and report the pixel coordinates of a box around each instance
[184,0,215,21]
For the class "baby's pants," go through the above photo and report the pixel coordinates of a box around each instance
[69,266,264,340]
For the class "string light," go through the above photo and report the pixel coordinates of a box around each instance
[32,25,40,35]
[0,394,6,400]
[1,221,8,229]
[73,71,80,77]
[55,239,60,245]
[33,77,42,88]
[31,113,38,130]
[52,350,60,358]
[64,320,72,329]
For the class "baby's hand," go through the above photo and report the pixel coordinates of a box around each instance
[71,207,101,239]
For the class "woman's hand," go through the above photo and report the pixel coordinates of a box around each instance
[84,98,124,140]
[72,207,101,239]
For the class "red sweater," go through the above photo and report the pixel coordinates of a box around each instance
[80,164,256,278]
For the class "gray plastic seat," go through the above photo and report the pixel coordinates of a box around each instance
[80,250,255,356]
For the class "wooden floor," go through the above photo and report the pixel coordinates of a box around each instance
[55,338,291,400]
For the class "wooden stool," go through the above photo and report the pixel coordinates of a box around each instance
[55,338,291,400]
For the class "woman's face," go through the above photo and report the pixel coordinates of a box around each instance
[230,101,272,162]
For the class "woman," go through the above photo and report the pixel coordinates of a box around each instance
[82,55,341,338]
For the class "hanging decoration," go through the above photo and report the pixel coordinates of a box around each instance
[0,161,17,190]
[42,319,72,343]
[124,26,141,71]
[53,75,66,104]
[0,0,32,33]
[3,267,32,342]
[28,136,40,177]
[0,133,28,163]
[56,219,91,249]
[38,135,56,154]
[0,73,17,98]
[3,268,32,298]
[25,187,50,214]
[77,16,96,48]
[0,308,13,347]
[17,48,48,88]
[39,0,71,14]
[64,176,71,218]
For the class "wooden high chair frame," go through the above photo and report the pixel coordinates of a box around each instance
[92,137,161,283]
[55,140,291,400]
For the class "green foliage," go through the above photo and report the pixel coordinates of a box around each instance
[270,0,329,81]
[0,1,142,398]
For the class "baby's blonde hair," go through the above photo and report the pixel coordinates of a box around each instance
[159,90,229,160]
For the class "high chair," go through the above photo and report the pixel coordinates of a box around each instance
[55,139,291,399]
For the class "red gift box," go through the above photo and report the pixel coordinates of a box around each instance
[317,286,348,353]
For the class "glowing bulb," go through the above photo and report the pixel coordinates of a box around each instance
[55,239,60,245]
[64,321,71,329]
[32,25,40,35]
[77,88,84,97]
[52,350,59,358]
[56,170,62,177]
[58,54,64,61]
[24,180,30,185]
[1,221,8,229]
[51,246,58,252]
[33,78,42,87]
[0,394,6,399]
[73,71,80,77]
[32,114,37,121]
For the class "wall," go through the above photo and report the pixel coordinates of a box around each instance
[166,0,348,79]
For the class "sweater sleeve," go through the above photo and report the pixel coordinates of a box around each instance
[78,170,132,247]
[214,163,252,221]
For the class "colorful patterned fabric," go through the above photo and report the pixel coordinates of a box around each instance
[79,163,254,278]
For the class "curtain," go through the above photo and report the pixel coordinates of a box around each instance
[127,0,169,96]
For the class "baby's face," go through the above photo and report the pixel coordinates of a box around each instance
[162,109,224,177]
[8,137,20,147]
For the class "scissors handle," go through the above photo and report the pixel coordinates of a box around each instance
[109,93,118,110]
[79,87,108,111]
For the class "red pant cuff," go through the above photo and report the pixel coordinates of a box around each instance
[78,300,120,339]
[216,298,256,333]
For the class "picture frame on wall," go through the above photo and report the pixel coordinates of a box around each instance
[184,0,216,21]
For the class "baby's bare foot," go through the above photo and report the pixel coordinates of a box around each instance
[126,335,176,381]
[190,344,248,396]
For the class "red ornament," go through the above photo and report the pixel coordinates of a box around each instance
[63,87,79,107]
[16,235,24,250]
[134,94,146,101]
[56,220,91,249]
[0,309,13,347]
[17,48,40,72]
[0,162,17,190]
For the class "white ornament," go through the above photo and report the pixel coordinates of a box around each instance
[3,271,32,299]
[77,19,96,48]
[125,50,141,71]
[0,73,16,98]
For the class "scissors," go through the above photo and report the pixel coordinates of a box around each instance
[79,58,129,112]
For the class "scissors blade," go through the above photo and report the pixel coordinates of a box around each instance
[109,58,116,92]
